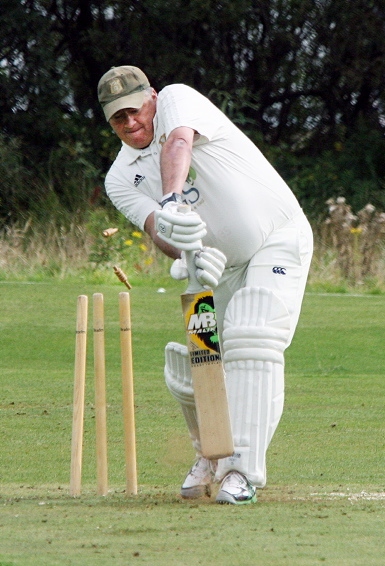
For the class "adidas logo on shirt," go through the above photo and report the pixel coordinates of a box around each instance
[134,174,145,187]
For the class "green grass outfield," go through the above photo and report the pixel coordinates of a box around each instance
[0,281,384,565]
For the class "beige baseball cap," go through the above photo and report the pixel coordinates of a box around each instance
[97,66,150,121]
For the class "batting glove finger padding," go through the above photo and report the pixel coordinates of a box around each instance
[195,247,227,288]
[170,247,226,288]
[195,247,226,274]
[196,269,218,289]
[195,247,226,289]
[155,205,207,251]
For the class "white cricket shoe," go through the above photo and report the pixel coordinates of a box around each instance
[216,471,257,505]
[181,457,214,499]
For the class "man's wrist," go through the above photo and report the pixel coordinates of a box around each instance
[160,192,183,208]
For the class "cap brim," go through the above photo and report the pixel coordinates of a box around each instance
[104,91,146,121]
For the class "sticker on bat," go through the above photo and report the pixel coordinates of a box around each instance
[184,291,220,353]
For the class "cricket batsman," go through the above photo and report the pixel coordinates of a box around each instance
[97,66,313,504]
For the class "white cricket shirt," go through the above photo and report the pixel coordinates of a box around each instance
[106,84,302,266]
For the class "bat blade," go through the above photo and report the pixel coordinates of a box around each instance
[181,287,233,460]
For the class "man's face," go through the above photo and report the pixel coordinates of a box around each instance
[109,90,157,149]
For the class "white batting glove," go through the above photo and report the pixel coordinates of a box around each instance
[170,247,227,289]
[155,203,207,251]
[169,257,189,280]
[195,247,227,289]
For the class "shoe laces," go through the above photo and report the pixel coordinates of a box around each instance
[189,458,210,477]
[222,471,248,489]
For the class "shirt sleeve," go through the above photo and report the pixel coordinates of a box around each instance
[157,84,227,144]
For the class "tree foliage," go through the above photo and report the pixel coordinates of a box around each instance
[0,0,384,222]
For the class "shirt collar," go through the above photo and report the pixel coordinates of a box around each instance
[121,142,153,164]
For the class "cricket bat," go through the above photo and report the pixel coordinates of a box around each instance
[179,207,234,460]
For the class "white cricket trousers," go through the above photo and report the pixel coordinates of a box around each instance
[213,210,313,486]
[214,210,313,344]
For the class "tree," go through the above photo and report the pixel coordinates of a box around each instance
[0,0,384,221]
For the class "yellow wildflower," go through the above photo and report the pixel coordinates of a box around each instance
[125,239,133,246]
[139,243,148,252]
[132,231,142,239]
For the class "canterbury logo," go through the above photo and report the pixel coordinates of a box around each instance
[272,266,286,275]
[134,174,145,187]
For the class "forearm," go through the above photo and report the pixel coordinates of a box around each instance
[147,128,201,258]
[144,212,181,259]
[160,127,195,196]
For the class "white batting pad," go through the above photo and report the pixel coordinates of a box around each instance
[164,342,202,455]
[215,287,291,487]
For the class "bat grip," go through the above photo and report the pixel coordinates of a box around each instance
[177,204,204,293]
[184,248,204,294]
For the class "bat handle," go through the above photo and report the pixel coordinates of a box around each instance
[184,248,204,294]
[177,204,204,294]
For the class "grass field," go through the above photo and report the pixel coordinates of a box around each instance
[0,280,384,565]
